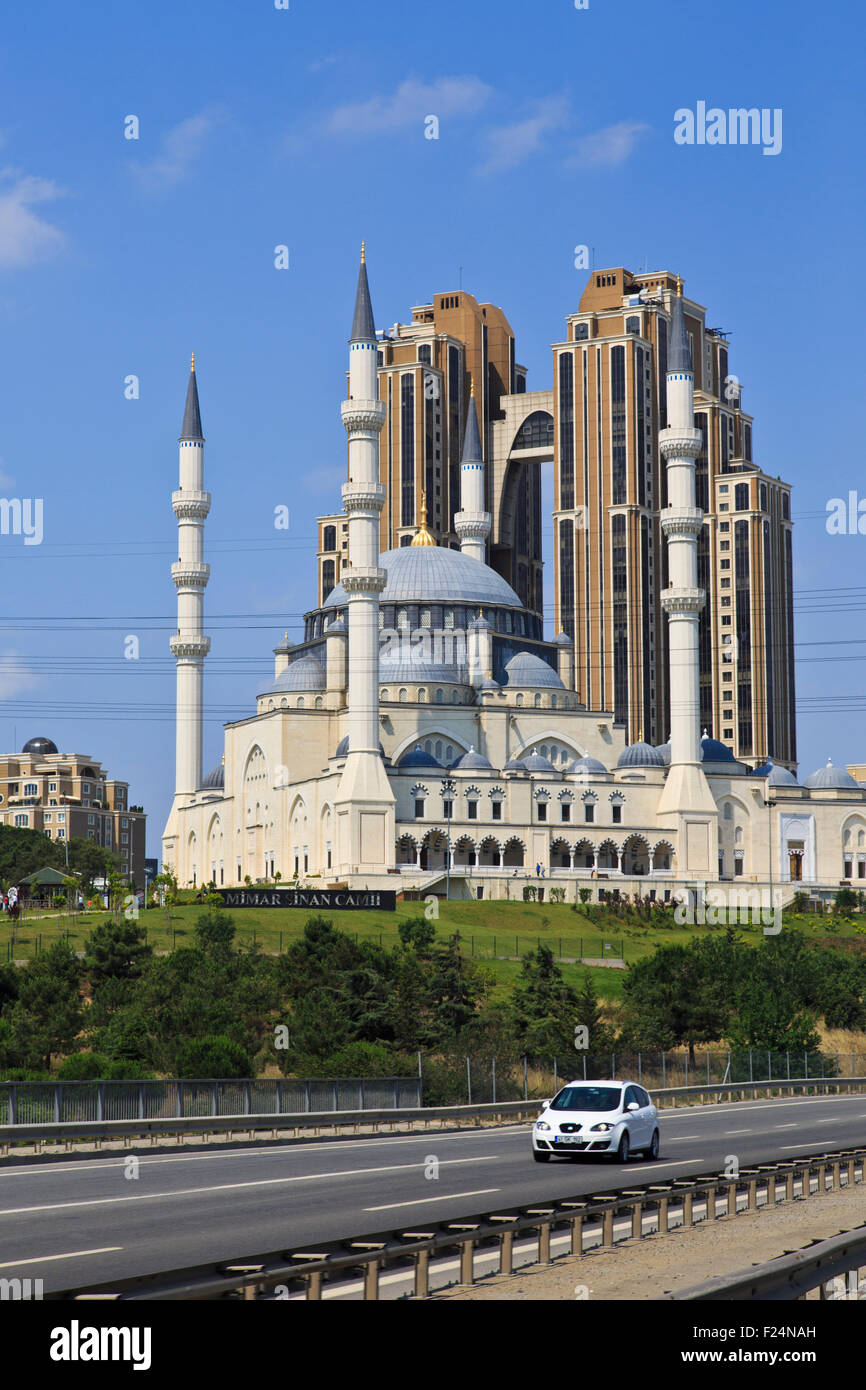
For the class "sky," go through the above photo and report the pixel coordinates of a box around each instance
[0,0,864,860]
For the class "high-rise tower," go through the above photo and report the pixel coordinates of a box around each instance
[655,285,717,868]
[454,384,491,564]
[333,247,395,874]
[170,355,211,799]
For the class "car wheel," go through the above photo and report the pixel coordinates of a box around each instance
[615,1130,630,1163]
[533,1149,551,1163]
[644,1129,660,1160]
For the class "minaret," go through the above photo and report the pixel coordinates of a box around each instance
[170,354,211,799]
[656,282,717,865]
[333,246,395,876]
[454,384,491,564]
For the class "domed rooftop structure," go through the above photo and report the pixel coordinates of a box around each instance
[22,735,58,756]
[522,751,557,773]
[324,545,522,609]
[617,741,665,769]
[701,734,736,764]
[566,755,608,776]
[379,654,468,685]
[261,655,326,696]
[397,746,442,769]
[654,741,671,766]
[763,762,799,787]
[202,763,225,790]
[452,746,493,771]
[335,735,385,757]
[804,759,860,791]
[504,652,564,689]
[504,756,526,772]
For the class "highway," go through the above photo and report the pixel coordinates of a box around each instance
[2,1090,866,1295]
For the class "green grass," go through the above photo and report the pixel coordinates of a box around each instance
[4,900,865,1002]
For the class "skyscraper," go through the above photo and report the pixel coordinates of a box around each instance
[552,267,795,766]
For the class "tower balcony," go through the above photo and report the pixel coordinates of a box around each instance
[340,565,387,595]
[341,399,387,435]
[341,480,386,513]
[171,560,210,589]
[172,489,211,521]
[660,505,704,538]
[170,635,211,659]
[660,585,706,615]
[659,426,702,461]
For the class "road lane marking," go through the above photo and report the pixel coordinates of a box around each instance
[779,1141,837,1149]
[0,1129,530,1181]
[666,1136,701,1141]
[0,1247,122,1268]
[724,1129,752,1135]
[364,1189,500,1212]
[775,1124,797,1129]
[627,1161,696,1172]
[0,1156,499,1217]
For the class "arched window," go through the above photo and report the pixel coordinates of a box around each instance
[512,411,554,451]
[723,803,733,820]
[435,688,444,704]
[399,688,408,702]
[418,688,427,703]
[322,559,335,600]
[323,525,337,551]
[625,315,641,335]
[452,690,459,704]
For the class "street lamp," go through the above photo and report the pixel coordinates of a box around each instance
[441,778,455,902]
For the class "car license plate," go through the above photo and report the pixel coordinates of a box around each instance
[556,1135,581,1144]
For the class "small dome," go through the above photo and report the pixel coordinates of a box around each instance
[654,741,671,765]
[551,630,572,646]
[767,762,799,787]
[504,757,526,772]
[379,655,467,685]
[202,763,225,790]
[701,734,736,763]
[522,751,557,773]
[397,746,442,769]
[335,735,385,757]
[566,755,608,776]
[263,655,326,695]
[504,652,565,689]
[326,616,347,636]
[324,544,523,609]
[804,759,860,791]
[452,746,493,771]
[617,741,664,769]
[469,613,492,631]
[480,676,500,690]
[22,736,58,756]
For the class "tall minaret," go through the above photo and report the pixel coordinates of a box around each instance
[656,282,717,865]
[170,354,211,799]
[333,246,395,876]
[454,384,491,564]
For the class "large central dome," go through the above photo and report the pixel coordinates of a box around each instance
[324,545,523,609]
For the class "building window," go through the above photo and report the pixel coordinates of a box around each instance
[467,801,478,820]
[584,803,595,824]
[492,801,502,820]
[537,802,547,822]
[612,803,622,824]
[14,814,28,827]
[414,799,425,819]
[24,782,38,796]
[57,813,65,823]
[734,483,749,511]
[401,374,415,527]
[561,802,571,823]
[442,799,453,819]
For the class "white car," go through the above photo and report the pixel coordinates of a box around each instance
[532,1080,659,1163]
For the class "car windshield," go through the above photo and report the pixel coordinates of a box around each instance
[550,1086,622,1113]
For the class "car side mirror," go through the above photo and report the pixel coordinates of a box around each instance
[626,1102,639,1112]
[539,1099,552,1109]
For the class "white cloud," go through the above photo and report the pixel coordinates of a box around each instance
[132,111,223,191]
[0,170,65,268]
[478,96,570,174]
[0,652,37,700]
[322,76,492,137]
[567,120,651,169]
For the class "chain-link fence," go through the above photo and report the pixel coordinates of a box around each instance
[0,1076,422,1125]
[418,1050,865,1105]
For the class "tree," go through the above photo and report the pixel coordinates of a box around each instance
[85,917,152,988]
[5,941,83,1069]
[174,1035,252,1078]
[620,931,740,1059]
[509,943,581,1055]
[67,839,119,895]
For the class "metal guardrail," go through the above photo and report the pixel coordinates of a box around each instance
[46,1144,866,1301]
[667,1225,866,1301]
[0,1075,421,1126]
[3,1077,864,1154]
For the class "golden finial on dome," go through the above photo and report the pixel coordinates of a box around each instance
[470,379,475,397]
[676,275,683,297]
[191,351,195,371]
[410,491,436,547]
[361,240,366,264]
[221,753,225,766]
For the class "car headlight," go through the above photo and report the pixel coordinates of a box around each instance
[590,1122,613,1132]
[535,1120,551,1131]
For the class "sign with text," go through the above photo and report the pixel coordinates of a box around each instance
[215,888,396,911]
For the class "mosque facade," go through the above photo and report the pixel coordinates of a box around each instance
[162,254,866,901]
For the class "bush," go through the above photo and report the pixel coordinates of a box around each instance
[174,1035,252,1078]
[57,1052,110,1080]
[523,885,537,903]
[549,887,566,903]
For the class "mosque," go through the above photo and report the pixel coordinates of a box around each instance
[162,252,866,900]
